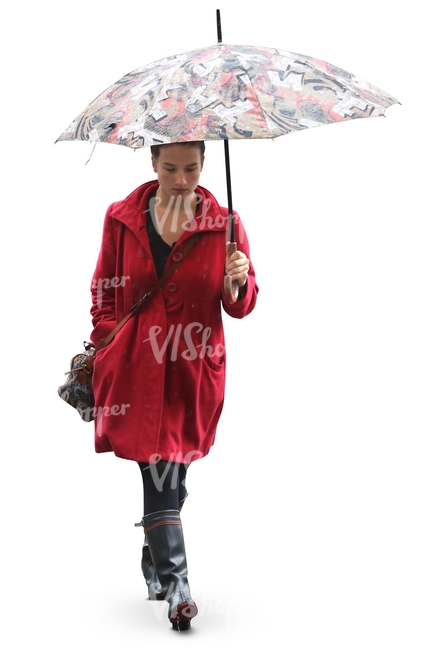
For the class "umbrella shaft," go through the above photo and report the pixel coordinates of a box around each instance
[224,139,235,242]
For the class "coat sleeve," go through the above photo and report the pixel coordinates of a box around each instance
[90,203,119,346]
[221,212,259,318]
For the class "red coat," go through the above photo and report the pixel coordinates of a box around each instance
[90,180,258,463]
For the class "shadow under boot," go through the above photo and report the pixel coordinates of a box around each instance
[143,509,197,631]
[137,494,188,601]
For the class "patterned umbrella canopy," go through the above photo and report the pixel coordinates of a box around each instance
[56,43,399,149]
[56,40,399,304]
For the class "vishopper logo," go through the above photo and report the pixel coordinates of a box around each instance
[91,275,130,309]
[147,193,244,240]
[148,587,243,627]
[143,322,225,364]
[95,403,131,437]
[147,452,204,492]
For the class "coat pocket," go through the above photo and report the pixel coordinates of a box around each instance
[201,347,225,372]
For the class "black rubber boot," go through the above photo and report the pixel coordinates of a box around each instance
[142,509,198,631]
[137,494,188,601]
[141,539,166,600]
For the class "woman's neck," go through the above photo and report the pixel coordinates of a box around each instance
[156,187,197,214]
[153,188,199,245]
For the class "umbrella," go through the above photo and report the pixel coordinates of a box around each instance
[56,9,399,301]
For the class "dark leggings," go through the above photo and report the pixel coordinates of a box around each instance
[138,460,189,515]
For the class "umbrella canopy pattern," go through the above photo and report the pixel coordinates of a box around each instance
[56,43,399,148]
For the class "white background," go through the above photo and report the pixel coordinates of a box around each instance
[1,1,422,647]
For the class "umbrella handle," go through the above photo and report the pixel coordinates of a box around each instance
[224,242,239,304]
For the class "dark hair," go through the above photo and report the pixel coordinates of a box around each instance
[150,140,205,159]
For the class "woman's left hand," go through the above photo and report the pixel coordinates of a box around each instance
[225,246,250,287]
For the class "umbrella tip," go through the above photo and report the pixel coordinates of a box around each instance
[216,8,222,44]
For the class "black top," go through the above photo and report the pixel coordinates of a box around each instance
[146,190,174,279]
[146,190,202,279]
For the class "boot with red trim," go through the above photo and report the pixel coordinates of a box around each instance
[137,494,188,601]
[142,509,198,631]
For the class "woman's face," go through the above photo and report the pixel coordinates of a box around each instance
[152,144,204,202]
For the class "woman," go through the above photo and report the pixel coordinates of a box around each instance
[90,141,258,630]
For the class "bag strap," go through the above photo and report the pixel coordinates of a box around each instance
[94,233,200,353]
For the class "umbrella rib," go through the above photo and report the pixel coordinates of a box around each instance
[228,47,273,137]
